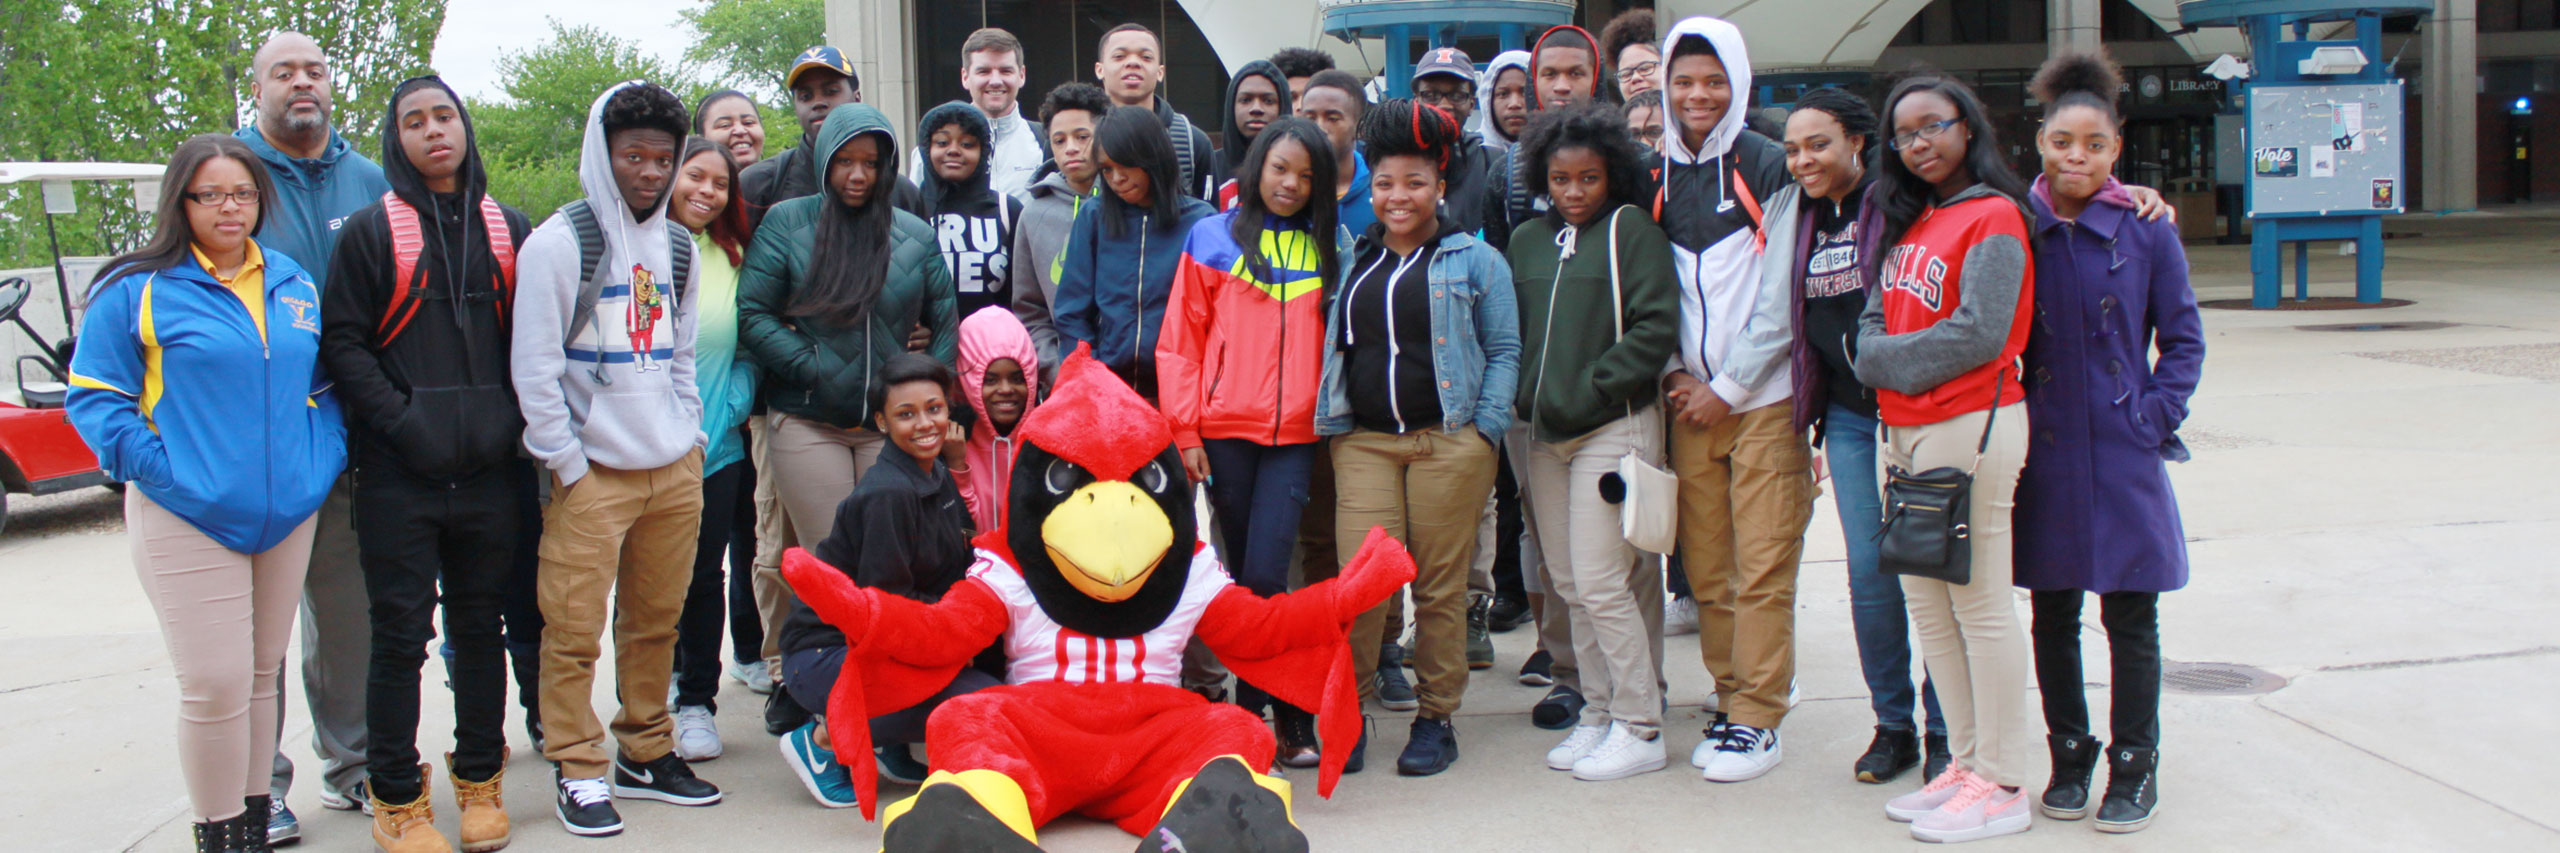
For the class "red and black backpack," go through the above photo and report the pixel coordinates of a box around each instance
[376,191,519,346]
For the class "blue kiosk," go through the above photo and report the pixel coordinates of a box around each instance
[1319,0,1575,98]
[2179,0,2432,308]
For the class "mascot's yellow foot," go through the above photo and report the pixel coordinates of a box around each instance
[880,769,1043,853]
[1144,755,1308,853]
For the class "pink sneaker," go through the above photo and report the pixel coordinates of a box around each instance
[1885,763,1973,822]
[1911,775,2032,843]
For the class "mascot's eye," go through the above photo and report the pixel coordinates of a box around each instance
[1044,458,1093,496]
[1135,459,1171,493]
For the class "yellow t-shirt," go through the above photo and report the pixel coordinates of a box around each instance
[192,241,268,342]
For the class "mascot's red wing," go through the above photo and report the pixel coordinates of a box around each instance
[779,548,1007,817]
[1197,527,1416,798]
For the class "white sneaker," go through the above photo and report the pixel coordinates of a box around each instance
[1699,723,1783,782]
[1570,722,1668,781]
[728,661,775,695]
[673,705,722,761]
[1911,774,2032,843]
[1544,724,1606,770]
[1888,763,1977,822]
[1664,596,1700,636]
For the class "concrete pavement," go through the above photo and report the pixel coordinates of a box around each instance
[7,209,2558,851]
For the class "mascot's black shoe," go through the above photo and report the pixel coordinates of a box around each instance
[880,770,1044,853]
[1140,756,1308,853]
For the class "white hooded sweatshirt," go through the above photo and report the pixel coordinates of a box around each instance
[1656,17,1795,415]
[511,80,705,485]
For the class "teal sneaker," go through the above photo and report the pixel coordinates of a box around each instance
[779,723,860,809]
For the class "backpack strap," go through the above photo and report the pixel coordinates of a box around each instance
[479,196,518,323]
[379,191,430,343]
[1170,111,1198,197]
[1648,163,1768,251]
[561,199,608,346]
[665,220,694,307]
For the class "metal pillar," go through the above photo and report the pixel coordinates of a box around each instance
[829,0,914,136]
[2422,0,2479,212]
[2048,0,2101,55]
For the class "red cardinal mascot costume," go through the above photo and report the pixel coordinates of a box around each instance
[782,344,1416,851]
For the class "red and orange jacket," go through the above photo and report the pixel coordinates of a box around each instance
[1154,209,1330,449]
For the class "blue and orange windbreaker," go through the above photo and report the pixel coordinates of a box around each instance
[68,242,346,553]
[1154,210,1329,449]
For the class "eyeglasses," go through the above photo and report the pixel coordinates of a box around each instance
[1889,118,1963,151]
[1414,87,1474,106]
[1615,61,1660,84]
[185,189,261,206]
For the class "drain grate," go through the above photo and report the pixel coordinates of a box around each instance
[2161,662,2287,696]
[2293,320,2457,333]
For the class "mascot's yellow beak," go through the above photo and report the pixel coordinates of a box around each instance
[1041,480,1174,602]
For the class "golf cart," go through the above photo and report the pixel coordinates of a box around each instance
[0,161,163,535]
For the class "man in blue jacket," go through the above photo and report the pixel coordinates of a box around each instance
[234,30,389,848]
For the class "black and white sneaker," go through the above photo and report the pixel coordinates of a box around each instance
[619,747,732,799]
[612,750,723,806]
[554,770,624,837]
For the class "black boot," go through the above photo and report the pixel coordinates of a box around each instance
[1922,732,1951,781]
[233,795,275,853]
[2096,747,2159,833]
[192,820,225,853]
[2041,733,2103,820]
[1273,705,1320,769]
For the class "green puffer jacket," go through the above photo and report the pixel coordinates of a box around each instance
[738,105,958,429]
[1508,204,1681,442]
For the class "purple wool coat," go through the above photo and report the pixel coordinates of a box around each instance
[2013,176,2205,594]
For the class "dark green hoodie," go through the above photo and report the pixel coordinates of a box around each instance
[1506,204,1681,441]
[737,104,958,428]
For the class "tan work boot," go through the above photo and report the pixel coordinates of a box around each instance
[370,765,450,853]
[449,749,512,852]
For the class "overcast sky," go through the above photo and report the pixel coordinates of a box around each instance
[432,0,703,101]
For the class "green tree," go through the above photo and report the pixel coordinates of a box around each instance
[469,19,696,220]
[0,0,444,268]
[680,0,825,99]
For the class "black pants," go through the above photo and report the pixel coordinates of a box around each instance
[675,459,761,709]
[1492,452,1526,603]
[503,471,544,713]
[357,458,533,802]
[2030,590,2162,751]
[781,646,1001,745]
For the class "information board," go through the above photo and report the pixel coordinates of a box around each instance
[2244,81,2404,216]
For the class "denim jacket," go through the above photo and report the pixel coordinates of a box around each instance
[1315,229,1521,440]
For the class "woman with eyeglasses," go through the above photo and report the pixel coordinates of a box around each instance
[1853,73,2039,844]
[68,133,347,851]
[1598,8,1660,101]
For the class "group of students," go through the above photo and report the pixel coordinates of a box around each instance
[65,11,2203,853]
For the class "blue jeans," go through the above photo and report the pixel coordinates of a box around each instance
[1201,438,1317,713]
[1829,404,1944,735]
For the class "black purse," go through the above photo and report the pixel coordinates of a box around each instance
[1877,370,2008,585]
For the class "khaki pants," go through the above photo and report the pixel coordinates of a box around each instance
[130,490,318,821]
[1884,403,2031,787]
[537,450,705,778]
[767,413,887,549]
[1510,423,1664,698]
[748,414,796,676]
[1337,427,1499,719]
[1520,410,1667,736]
[1672,402,1815,729]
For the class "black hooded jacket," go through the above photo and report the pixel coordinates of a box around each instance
[1211,60,1293,203]
[898,102,1026,320]
[319,76,534,484]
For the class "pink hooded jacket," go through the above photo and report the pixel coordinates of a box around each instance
[956,305,1040,531]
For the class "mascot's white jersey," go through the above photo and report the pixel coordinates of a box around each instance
[969,548,1231,687]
